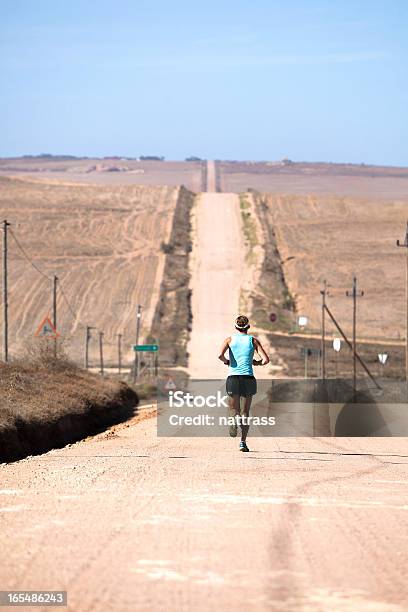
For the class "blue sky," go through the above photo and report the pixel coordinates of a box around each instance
[1,0,407,164]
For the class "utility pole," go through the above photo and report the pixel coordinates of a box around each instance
[397,222,408,384]
[117,333,122,375]
[84,325,96,369]
[53,275,58,358]
[133,304,142,382]
[2,220,10,362]
[346,276,364,395]
[320,280,328,379]
[99,331,104,376]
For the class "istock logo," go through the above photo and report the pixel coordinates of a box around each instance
[168,390,229,408]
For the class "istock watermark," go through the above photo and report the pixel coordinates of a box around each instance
[157,378,282,437]
[156,378,408,437]
[168,390,229,409]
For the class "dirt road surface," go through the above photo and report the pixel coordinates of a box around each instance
[2,419,408,611]
[2,179,408,611]
[206,160,216,192]
[188,192,243,378]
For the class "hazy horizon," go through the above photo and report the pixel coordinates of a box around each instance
[1,154,408,169]
[1,0,407,166]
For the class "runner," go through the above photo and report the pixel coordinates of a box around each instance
[218,315,270,451]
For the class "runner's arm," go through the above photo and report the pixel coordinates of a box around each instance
[218,337,231,365]
[253,337,270,365]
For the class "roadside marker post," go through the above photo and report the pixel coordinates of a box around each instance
[99,331,104,376]
[300,347,321,378]
[117,333,122,375]
[320,281,329,379]
[333,337,342,378]
[378,352,388,379]
[346,277,364,395]
[2,220,10,362]
[84,325,96,369]
[53,275,58,357]
[133,304,142,383]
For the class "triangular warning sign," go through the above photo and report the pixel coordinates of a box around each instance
[35,315,60,339]
[164,378,176,391]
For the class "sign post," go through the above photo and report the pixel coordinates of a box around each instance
[300,347,321,379]
[133,305,142,383]
[132,345,159,379]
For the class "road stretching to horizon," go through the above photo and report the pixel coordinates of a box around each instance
[1,169,408,611]
[188,191,243,379]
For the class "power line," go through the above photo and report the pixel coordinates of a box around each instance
[58,283,87,329]
[9,225,88,331]
[7,225,123,351]
[9,227,53,282]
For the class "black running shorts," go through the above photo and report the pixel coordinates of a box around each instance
[226,375,257,398]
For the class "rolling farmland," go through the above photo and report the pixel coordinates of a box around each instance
[0,158,204,191]
[0,176,184,365]
[2,162,408,611]
[218,161,408,199]
[258,192,408,341]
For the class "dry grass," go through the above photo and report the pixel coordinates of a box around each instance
[0,341,137,462]
[149,186,194,367]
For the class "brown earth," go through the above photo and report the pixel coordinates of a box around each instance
[7,158,408,199]
[0,176,190,367]
[219,161,408,200]
[0,158,204,192]
[253,191,408,342]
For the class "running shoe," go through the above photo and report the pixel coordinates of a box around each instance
[239,441,249,452]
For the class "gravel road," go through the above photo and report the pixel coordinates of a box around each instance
[1,417,408,611]
[1,184,408,612]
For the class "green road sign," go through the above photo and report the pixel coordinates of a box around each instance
[133,344,159,352]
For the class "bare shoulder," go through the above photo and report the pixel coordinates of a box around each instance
[251,336,262,348]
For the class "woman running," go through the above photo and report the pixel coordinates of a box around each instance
[218,315,270,451]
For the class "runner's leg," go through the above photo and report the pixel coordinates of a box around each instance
[229,395,240,415]
[229,395,240,437]
[240,396,252,442]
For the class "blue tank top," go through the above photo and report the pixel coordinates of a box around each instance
[228,334,255,376]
